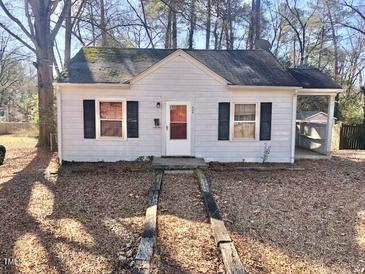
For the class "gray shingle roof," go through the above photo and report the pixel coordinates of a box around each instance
[58,47,341,89]
[297,111,327,120]
[288,68,341,89]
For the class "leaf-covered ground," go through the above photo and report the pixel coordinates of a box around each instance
[1,134,364,274]
[155,173,223,273]
[0,136,154,274]
[208,150,365,274]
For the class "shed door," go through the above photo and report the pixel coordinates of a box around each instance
[166,102,191,156]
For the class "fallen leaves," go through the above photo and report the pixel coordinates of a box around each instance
[208,150,365,274]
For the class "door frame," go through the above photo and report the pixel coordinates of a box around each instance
[165,101,192,156]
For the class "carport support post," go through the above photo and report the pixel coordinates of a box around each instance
[326,95,335,155]
[290,92,298,163]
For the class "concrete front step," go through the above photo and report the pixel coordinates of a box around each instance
[152,157,207,170]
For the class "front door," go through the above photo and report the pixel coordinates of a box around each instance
[166,102,191,156]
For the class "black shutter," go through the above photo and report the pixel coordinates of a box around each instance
[218,102,230,140]
[83,100,96,139]
[127,101,139,138]
[260,102,272,141]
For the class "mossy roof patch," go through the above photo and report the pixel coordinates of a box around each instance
[57,47,340,89]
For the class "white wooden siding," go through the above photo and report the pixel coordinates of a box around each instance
[58,55,296,162]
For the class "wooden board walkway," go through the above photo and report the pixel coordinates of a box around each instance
[133,171,163,274]
[195,169,245,274]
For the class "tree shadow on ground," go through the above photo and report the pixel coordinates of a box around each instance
[2,147,364,274]
[0,149,154,273]
[207,154,365,273]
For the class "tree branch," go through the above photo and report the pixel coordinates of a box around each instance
[0,0,34,42]
[341,23,365,36]
[0,22,36,53]
[51,0,71,41]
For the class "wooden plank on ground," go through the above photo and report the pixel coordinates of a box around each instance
[211,218,231,245]
[133,171,164,274]
[220,242,245,274]
[135,237,156,261]
[195,169,245,274]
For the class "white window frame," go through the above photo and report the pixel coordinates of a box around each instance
[230,102,260,141]
[95,99,127,140]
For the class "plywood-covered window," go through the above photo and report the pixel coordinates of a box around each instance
[99,102,123,137]
[233,104,256,139]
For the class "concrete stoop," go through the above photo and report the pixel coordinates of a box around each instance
[152,157,207,170]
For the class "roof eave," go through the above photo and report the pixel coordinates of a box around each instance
[227,85,302,91]
[53,82,131,89]
[297,88,342,95]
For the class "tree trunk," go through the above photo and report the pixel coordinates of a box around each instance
[248,0,255,49]
[165,8,172,48]
[363,97,365,124]
[33,3,55,147]
[100,0,107,46]
[227,0,233,49]
[213,19,218,49]
[188,0,196,49]
[254,0,260,43]
[172,10,177,48]
[327,3,339,80]
[64,0,72,67]
[205,0,211,49]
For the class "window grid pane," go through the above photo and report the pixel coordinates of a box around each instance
[100,102,122,119]
[99,101,123,137]
[234,104,256,121]
[100,120,123,137]
[234,122,255,139]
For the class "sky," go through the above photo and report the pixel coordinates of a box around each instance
[0,0,363,72]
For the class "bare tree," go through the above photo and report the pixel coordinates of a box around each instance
[341,0,365,36]
[0,35,22,107]
[0,0,70,147]
[279,0,319,65]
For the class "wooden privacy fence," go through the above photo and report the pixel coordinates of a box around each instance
[340,124,365,150]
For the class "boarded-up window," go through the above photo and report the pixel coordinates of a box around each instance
[233,104,256,139]
[99,102,123,137]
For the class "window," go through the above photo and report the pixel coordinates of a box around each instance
[233,104,256,139]
[170,105,187,139]
[99,101,123,137]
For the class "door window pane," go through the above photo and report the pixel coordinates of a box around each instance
[170,105,187,139]
[170,123,187,139]
[170,105,187,122]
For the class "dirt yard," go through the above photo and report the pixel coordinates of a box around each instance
[0,135,154,274]
[208,150,365,274]
[1,133,364,274]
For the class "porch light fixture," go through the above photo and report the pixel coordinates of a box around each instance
[156,102,161,108]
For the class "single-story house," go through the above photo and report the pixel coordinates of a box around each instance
[54,48,341,163]
[296,111,335,124]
